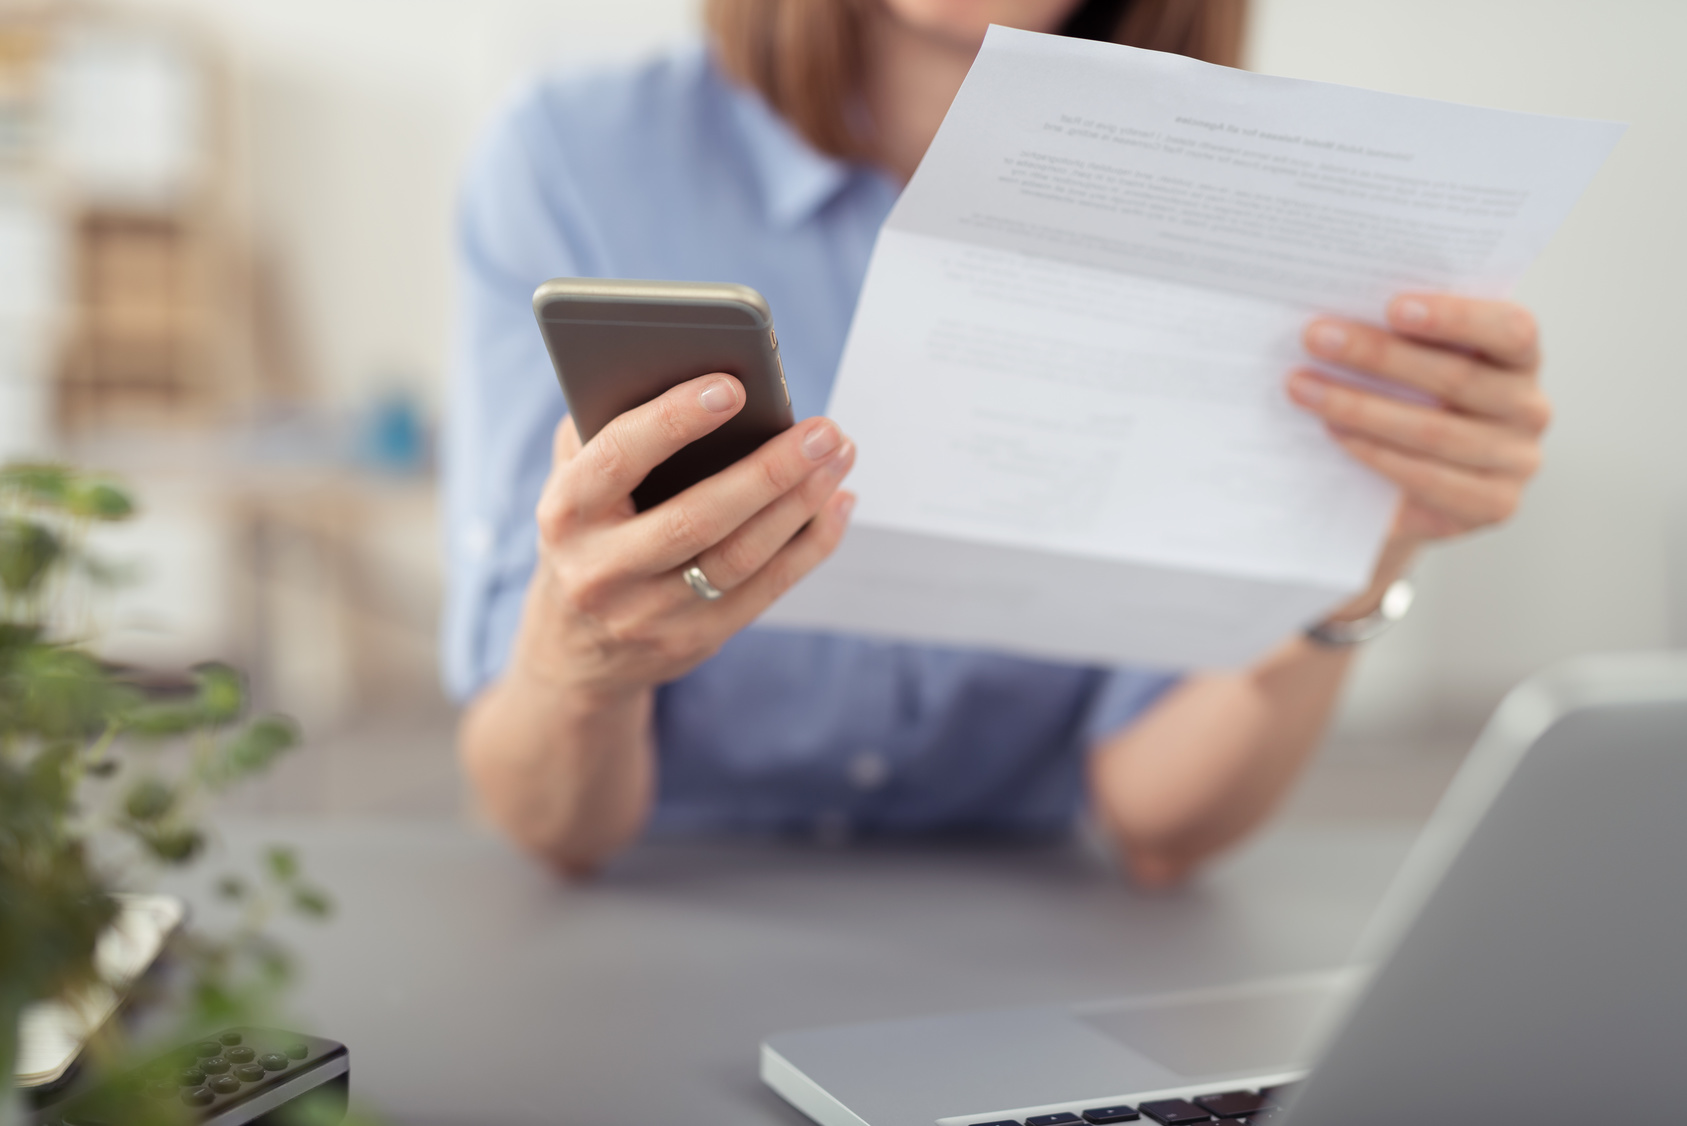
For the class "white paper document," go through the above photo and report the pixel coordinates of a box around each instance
[763,26,1622,669]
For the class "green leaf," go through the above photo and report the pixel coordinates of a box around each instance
[0,621,42,652]
[25,742,79,814]
[65,479,135,521]
[189,977,241,1025]
[9,645,133,739]
[264,845,299,883]
[290,886,333,919]
[203,715,298,788]
[193,664,245,724]
[0,834,119,1009]
[257,946,293,985]
[123,777,176,822]
[124,700,207,738]
[0,517,62,595]
[125,667,248,738]
[0,462,72,505]
[141,826,204,864]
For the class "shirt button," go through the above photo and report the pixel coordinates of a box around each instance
[848,749,890,791]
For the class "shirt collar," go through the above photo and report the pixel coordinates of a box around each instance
[714,54,858,230]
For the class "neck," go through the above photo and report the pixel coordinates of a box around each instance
[860,13,982,182]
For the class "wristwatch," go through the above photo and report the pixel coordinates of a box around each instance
[1305,578,1416,648]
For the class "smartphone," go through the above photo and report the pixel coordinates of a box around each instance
[16,893,184,1096]
[532,277,795,510]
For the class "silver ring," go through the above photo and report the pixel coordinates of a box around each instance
[681,564,724,601]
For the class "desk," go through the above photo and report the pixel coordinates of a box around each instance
[176,820,1418,1126]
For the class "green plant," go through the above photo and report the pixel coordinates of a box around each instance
[1,464,330,1125]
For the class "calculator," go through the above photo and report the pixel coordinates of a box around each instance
[44,1027,348,1126]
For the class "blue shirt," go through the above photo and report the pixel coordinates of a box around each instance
[442,43,1179,839]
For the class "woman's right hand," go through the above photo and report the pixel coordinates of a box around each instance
[513,372,856,705]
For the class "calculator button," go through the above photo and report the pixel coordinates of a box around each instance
[1082,1107,1141,1123]
[218,1031,243,1046]
[225,1045,256,1063]
[200,1056,231,1074]
[259,1052,290,1071]
[176,1068,205,1087]
[285,1041,309,1059]
[209,1075,242,1095]
[234,1063,266,1083]
[181,1087,215,1107]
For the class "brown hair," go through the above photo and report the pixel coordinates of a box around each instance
[705,0,1247,161]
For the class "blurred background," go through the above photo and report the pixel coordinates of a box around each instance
[2,0,1681,823]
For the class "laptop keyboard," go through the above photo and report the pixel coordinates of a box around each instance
[967,1082,1298,1125]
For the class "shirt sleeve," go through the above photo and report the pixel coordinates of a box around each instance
[439,88,595,703]
[1080,665,1183,748]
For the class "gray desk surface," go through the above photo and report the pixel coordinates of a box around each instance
[176,819,1420,1125]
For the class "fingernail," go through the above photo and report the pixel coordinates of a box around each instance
[1289,372,1328,406]
[823,440,855,475]
[801,420,842,460]
[836,493,856,520]
[1308,323,1348,356]
[1394,297,1431,327]
[699,379,737,413]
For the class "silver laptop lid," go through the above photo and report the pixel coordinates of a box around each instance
[1283,652,1687,1126]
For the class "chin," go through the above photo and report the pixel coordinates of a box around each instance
[880,0,1080,43]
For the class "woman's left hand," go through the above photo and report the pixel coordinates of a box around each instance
[1288,293,1551,547]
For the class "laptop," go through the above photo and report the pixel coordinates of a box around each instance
[761,652,1687,1126]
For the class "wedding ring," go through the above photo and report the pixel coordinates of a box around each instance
[682,564,724,601]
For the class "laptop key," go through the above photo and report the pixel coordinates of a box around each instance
[1194,1091,1267,1118]
[1026,1115,1083,1125]
[1137,1099,1212,1124]
[1081,1106,1141,1123]
[969,1121,1022,1126]
[1257,1083,1300,1107]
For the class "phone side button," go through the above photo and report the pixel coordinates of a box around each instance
[777,353,790,406]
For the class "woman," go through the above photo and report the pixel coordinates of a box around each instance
[444,0,1549,883]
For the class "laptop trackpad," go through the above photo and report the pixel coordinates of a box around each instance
[1078,976,1355,1080]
